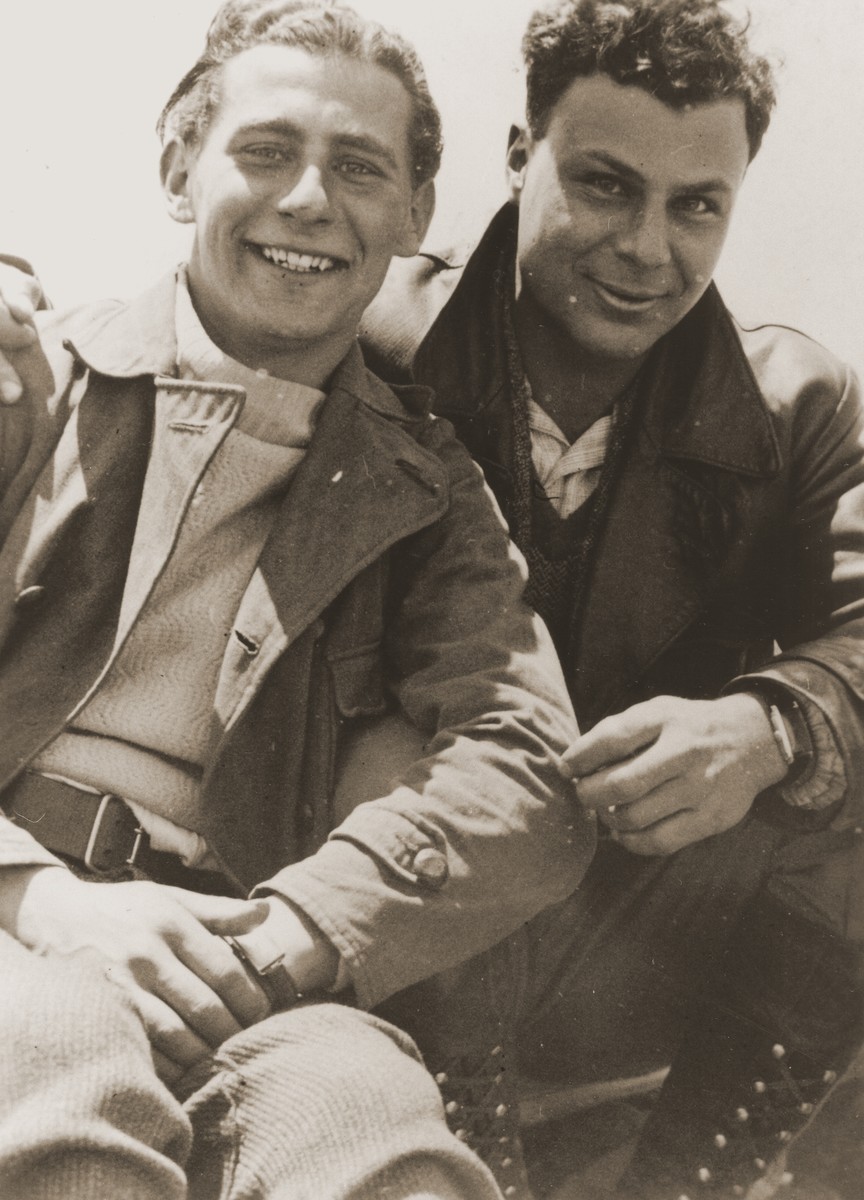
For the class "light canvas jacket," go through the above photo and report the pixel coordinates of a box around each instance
[0,271,593,1010]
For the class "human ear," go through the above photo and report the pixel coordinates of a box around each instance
[160,139,196,225]
[394,179,436,258]
[506,126,531,205]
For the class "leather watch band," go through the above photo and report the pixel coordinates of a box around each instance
[223,930,302,1010]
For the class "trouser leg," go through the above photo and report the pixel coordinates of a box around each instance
[616,825,864,1199]
[0,931,504,1200]
[182,1000,505,1200]
[617,896,863,1199]
[0,930,191,1200]
[508,816,863,1199]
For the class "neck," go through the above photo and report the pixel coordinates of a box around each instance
[218,331,352,389]
[185,271,352,389]
[513,290,646,443]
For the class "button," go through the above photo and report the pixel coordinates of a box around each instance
[412,846,449,887]
[14,585,45,610]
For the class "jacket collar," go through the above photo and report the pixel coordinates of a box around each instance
[63,268,434,425]
[418,204,780,479]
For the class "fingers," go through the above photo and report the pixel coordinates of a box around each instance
[100,957,215,1076]
[164,890,272,1028]
[611,805,726,857]
[0,354,26,405]
[172,928,271,1035]
[167,887,268,936]
[152,1048,185,1087]
[132,982,216,1073]
[564,703,663,778]
[0,268,39,377]
[574,741,678,812]
[99,885,269,1046]
[0,266,50,404]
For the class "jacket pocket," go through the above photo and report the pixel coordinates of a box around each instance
[328,643,388,719]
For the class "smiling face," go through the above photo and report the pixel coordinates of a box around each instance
[508,74,750,368]
[162,44,434,384]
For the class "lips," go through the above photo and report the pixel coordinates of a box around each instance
[251,243,349,273]
[589,277,670,314]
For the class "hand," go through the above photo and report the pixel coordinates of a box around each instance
[0,263,42,403]
[564,694,789,856]
[4,866,273,1083]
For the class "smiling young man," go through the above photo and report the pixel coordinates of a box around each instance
[0,3,594,1197]
[358,1,864,1197]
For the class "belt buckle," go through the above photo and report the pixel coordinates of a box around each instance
[84,794,145,872]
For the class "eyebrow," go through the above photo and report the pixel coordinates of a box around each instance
[233,121,400,171]
[580,149,734,195]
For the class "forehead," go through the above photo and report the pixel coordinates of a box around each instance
[541,73,750,188]
[208,44,414,167]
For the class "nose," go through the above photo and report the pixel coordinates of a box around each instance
[276,164,331,221]
[615,202,673,270]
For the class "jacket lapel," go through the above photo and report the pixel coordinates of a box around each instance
[112,379,243,646]
[412,217,782,724]
[210,350,448,743]
[569,296,780,725]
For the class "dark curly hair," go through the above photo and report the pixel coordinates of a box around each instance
[523,0,776,160]
[157,0,443,185]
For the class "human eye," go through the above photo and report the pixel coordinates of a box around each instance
[240,144,292,167]
[337,157,381,179]
[576,173,630,202]
[673,193,721,218]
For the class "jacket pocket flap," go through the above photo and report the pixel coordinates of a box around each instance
[329,646,388,719]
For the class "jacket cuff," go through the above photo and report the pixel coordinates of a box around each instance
[724,677,846,810]
[252,837,398,1011]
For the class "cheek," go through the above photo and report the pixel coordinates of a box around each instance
[677,229,730,290]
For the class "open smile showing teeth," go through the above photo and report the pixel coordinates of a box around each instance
[256,244,345,273]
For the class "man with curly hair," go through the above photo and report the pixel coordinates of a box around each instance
[358,1,864,1196]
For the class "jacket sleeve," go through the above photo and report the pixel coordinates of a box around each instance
[257,418,594,1009]
[729,342,864,827]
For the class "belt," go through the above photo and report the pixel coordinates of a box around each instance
[2,771,238,893]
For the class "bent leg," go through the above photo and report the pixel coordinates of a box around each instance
[618,823,864,1198]
[183,1000,504,1200]
[0,930,191,1200]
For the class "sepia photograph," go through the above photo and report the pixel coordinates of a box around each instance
[0,2,862,1198]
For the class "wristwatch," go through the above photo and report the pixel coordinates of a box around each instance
[765,693,814,783]
[223,930,302,1010]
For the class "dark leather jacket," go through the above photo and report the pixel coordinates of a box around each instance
[362,205,864,827]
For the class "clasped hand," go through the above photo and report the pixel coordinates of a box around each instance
[564,693,789,856]
[5,868,334,1085]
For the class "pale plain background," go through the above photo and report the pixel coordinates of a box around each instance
[2,0,862,374]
